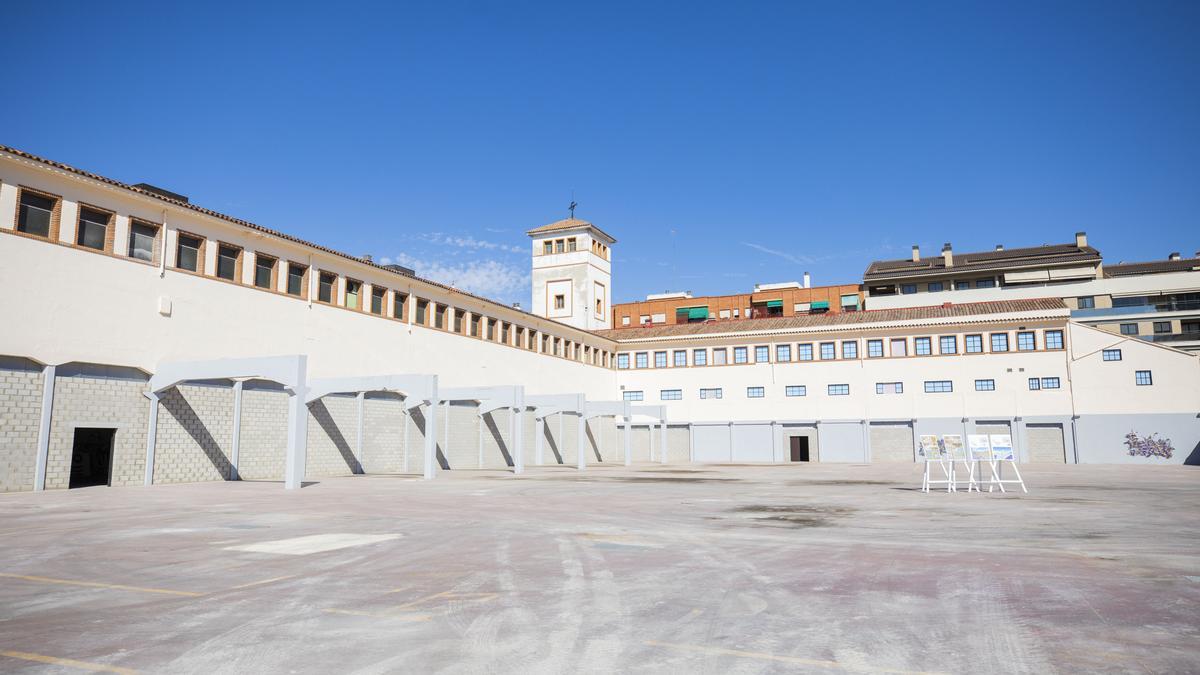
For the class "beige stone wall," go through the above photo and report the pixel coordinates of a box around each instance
[630,425,653,462]
[44,367,149,489]
[406,404,430,475]
[522,409,536,462]
[306,394,359,478]
[154,383,235,484]
[667,425,691,463]
[0,359,43,492]
[361,393,405,474]
[440,401,480,470]
[480,408,513,469]
[237,382,288,481]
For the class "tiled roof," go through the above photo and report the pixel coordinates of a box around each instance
[525,217,617,243]
[595,298,1068,341]
[864,243,1101,281]
[0,145,605,341]
[1104,257,1200,277]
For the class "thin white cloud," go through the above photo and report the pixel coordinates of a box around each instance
[380,252,528,301]
[739,242,816,265]
[419,232,525,254]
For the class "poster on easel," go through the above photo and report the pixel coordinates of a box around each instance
[989,434,1014,461]
[968,434,992,460]
[919,435,943,459]
[942,434,965,460]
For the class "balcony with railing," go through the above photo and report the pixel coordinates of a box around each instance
[1072,297,1200,319]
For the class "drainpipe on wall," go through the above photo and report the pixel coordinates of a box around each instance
[158,209,168,278]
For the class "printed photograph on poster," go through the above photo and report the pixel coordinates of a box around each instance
[989,434,1014,461]
[968,434,992,460]
[942,434,965,459]
[919,435,943,459]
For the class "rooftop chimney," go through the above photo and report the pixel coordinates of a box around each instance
[512,302,522,310]
[911,245,920,262]
[995,244,1004,251]
[362,254,373,264]
[1075,231,1087,248]
[803,271,811,288]
[1169,252,1181,261]
[941,242,953,268]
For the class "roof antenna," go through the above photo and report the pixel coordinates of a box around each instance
[569,190,577,220]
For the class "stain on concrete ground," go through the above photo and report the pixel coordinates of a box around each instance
[729,503,856,528]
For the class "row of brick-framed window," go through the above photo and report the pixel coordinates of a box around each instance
[631,374,1096,401]
[615,329,1066,370]
[8,184,613,368]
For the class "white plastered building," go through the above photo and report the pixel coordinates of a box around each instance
[0,145,1197,493]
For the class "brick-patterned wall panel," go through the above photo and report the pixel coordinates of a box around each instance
[586,416,618,463]
[0,362,43,492]
[557,412,580,466]
[443,402,480,470]
[362,394,405,474]
[237,383,288,480]
[306,395,360,478]
[522,409,536,463]
[480,408,513,469]
[667,425,691,463]
[154,383,235,485]
[631,425,653,463]
[406,405,430,475]
[542,413,564,465]
[45,370,149,489]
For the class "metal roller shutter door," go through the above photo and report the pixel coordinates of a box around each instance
[693,425,732,463]
[732,424,774,462]
[870,423,913,463]
[1026,424,1066,463]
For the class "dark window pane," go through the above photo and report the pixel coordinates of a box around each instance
[177,236,201,271]
[255,258,274,288]
[287,266,304,295]
[129,223,156,261]
[18,192,55,237]
[77,208,109,250]
[216,246,239,280]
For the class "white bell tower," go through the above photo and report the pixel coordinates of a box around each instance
[527,215,615,330]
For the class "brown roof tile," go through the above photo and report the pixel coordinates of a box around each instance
[864,243,1101,281]
[596,298,1068,341]
[525,217,617,243]
[1104,258,1200,277]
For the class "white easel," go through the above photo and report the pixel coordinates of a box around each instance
[944,434,978,493]
[985,434,1028,494]
[920,435,954,493]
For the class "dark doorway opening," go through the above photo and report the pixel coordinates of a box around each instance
[789,436,810,462]
[70,428,115,488]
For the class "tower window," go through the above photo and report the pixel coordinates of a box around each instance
[567,237,577,252]
[543,240,553,255]
[555,239,565,254]
[554,294,565,309]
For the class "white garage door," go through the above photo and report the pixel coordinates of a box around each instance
[870,423,913,463]
[732,424,774,462]
[693,425,732,463]
[1026,424,1066,463]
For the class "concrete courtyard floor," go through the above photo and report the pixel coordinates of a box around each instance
[0,463,1197,674]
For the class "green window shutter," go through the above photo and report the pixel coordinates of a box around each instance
[765,300,783,309]
[810,301,830,310]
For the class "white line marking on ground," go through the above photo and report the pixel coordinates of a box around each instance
[223,533,402,555]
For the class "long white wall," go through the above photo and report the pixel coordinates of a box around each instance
[0,234,614,395]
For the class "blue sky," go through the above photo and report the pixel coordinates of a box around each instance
[3,1,1197,306]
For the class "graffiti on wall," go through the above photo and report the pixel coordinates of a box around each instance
[1124,431,1174,459]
